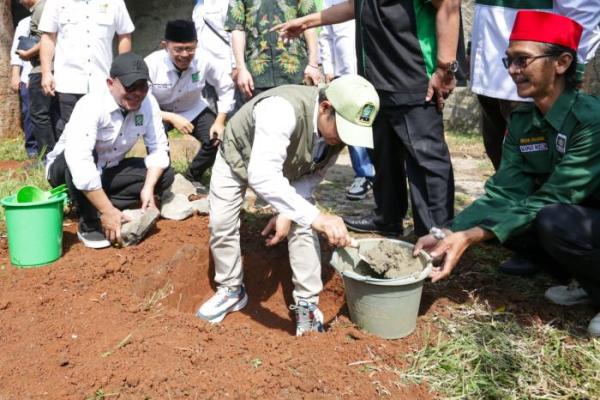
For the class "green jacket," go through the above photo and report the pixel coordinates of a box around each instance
[452,89,600,242]
[220,85,344,182]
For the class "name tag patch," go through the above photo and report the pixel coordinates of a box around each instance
[192,72,200,83]
[520,136,545,144]
[135,115,144,126]
[520,143,548,153]
[556,133,567,154]
[151,82,173,89]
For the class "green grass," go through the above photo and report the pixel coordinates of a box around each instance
[455,192,472,210]
[0,164,49,233]
[85,388,120,400]
[171,158,190,175]
[397,297,600,399]
[0,137,29,162]
[446,130,487,159]
[446,130,482,145]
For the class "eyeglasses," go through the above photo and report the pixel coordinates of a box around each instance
[171,45,197,55]
[502,54,554,70]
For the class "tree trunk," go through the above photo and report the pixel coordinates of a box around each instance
[0,0,20,139]
[583,54,600,96]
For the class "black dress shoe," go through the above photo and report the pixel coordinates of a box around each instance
[343,215,403,236]
[498,254,541,276]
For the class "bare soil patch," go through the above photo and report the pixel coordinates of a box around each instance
[0,215,437,399]
[1,138,589,399]
[0,160,29,171]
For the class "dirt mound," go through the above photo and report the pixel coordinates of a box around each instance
[0,215,435,399]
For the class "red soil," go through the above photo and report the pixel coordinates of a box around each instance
[0,160,29,171]
[0,215,439,399]
[1,212,593,399]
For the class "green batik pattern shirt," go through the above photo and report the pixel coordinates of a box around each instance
[452,89,600,243]
[225,0,316,88]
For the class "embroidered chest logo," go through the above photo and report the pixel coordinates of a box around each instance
[99,3,109,13]
[192,72,200,83]
[556,133,567,154]
[135,115,144,126]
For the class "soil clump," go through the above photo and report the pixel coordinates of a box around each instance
[360,241,424,279]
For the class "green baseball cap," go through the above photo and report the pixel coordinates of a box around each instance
[325,75,379,149]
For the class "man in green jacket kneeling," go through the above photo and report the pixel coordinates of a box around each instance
[415,11,600,336]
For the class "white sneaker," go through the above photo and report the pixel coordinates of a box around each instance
[290,300,324,336]
[196,286,248,323]
[588,313,600,337]
[77,230,111,249]
[544,281,590,306]
[346,177,373,201]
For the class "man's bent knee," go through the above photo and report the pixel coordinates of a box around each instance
[535,204,568,238]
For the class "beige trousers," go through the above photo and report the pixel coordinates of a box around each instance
[208,152,323,304]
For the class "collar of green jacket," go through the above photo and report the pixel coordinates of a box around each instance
[530,88,578,131]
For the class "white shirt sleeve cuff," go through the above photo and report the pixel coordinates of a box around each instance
[294,204,320,227]
[144,151,170,170]
[73,174,103,192]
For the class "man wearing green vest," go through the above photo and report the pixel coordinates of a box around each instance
[196,75,379,336]
[414,11,600,336]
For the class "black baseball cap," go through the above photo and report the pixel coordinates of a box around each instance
[109,52,150,87]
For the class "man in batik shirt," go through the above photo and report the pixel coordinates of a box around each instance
[225,0,321,98]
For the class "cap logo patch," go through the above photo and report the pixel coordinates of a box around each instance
[358,104,375,125]
[135,115,144,126]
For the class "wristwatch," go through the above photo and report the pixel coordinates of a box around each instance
[430,227,447,240]
[437,60,459,77]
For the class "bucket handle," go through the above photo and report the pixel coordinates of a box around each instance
[47,185,68,199]
[49,184,67,195]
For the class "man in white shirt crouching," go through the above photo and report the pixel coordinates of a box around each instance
[45,53,174,249]
[196,75,379,336]
[145,20,235,187]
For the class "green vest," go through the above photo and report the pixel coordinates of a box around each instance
[220,85,345,182]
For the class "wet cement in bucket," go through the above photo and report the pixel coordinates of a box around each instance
[357,241,424,279]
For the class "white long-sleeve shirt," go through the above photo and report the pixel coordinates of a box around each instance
[554,1,600,64]
[10,16,33,83]
[470,0,600,101]
[318,0,356,77]
[145,49,235,120]
[45,89,170,191]
[247,96,336,227]
[38,0,135,94]
[192,0,233,68]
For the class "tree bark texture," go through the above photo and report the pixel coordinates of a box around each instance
[0,0,20,138]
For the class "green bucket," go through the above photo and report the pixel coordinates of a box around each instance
[1,192,67,267]
[330,238,433,339]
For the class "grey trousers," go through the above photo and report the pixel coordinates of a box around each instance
[208,152,323,304]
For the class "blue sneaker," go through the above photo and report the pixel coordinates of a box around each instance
[196,286,248,323]
[290,300,324,336]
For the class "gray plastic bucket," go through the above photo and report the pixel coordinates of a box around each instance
[330,238,432,339]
